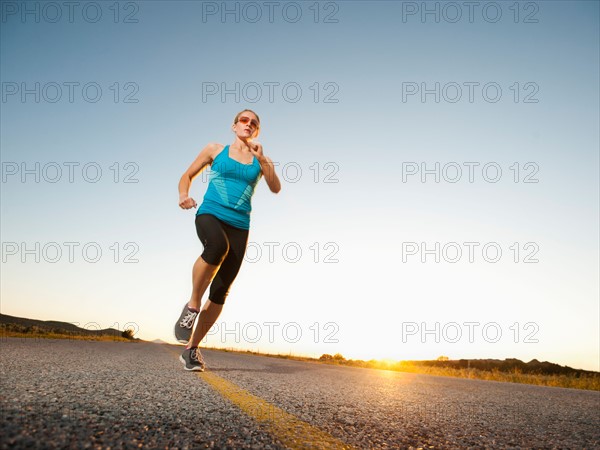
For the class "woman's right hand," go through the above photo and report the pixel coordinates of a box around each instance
[179,196,198,210]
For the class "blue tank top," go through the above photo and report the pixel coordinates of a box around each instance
[196,145,262,230]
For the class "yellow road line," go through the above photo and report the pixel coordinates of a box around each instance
[164,346,354,449]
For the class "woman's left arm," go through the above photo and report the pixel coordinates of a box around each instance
[250,143,281,194]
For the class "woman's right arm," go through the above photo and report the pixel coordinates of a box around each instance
[178,143,220,209]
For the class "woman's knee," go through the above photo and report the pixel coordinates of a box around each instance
[202,238,229,265]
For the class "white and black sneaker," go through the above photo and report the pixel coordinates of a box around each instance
[174,303,198,344]
[180,347,206,371]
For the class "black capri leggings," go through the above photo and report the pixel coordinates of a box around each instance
[195,214,249,305]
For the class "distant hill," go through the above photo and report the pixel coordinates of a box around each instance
[0,313,125,338]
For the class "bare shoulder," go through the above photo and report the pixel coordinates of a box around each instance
[203,142,225,159]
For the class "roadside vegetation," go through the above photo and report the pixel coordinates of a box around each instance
[1,323,138,343]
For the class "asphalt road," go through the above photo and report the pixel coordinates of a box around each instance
[1,338,598,449]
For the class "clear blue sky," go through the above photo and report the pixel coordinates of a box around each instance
[1,1,598,371]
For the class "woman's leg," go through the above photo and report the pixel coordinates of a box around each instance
[188,214,230,309]
[188,220,249,348]
[176,214,229,342]
[188,299,224,348]
[188,255,219,311]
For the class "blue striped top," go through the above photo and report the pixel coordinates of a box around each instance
[196,145,262,230]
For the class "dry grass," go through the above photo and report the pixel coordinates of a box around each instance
[1,331,136,343]
[387,363,600,391]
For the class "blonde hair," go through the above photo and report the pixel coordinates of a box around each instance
[233,109,260,139]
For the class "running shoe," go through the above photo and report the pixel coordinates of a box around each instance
[174,303,198,344]
[180,347,206,371]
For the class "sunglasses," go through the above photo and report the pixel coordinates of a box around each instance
[238,116,259,129]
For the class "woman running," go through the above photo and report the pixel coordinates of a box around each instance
[175,109,281,371]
